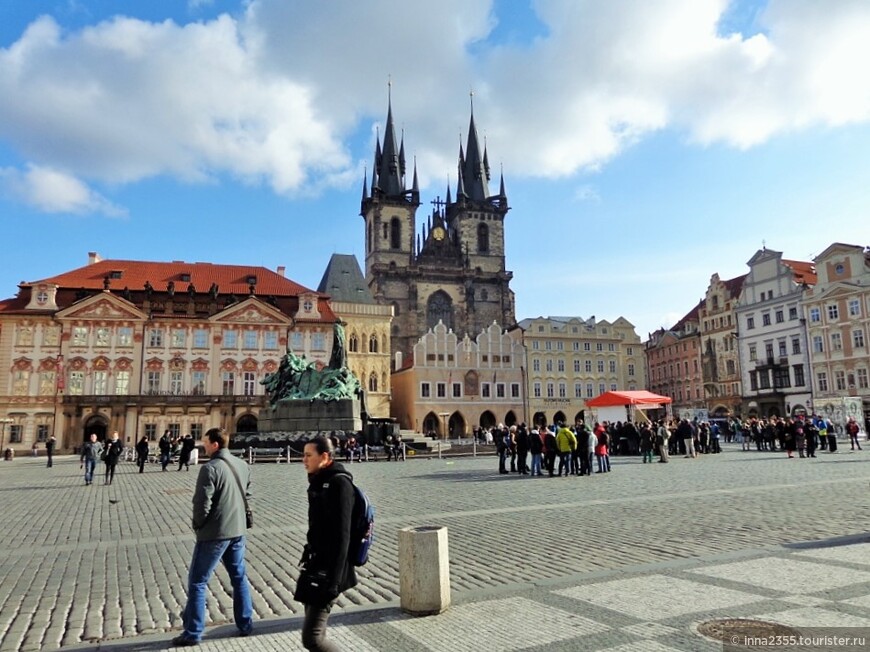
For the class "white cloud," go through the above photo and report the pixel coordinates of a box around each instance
[0,165,126,216]
[1,0,869,210]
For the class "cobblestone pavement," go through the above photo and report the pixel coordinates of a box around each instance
[2,444,869,651]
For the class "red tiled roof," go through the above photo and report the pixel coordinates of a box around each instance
[30,259,314,296]
[723,273,748,297]
[782,259,817,286]
[0,259,337,323]
[671,299,703,332]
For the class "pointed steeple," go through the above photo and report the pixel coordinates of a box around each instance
[412,159,419,193]
[361,168,369,202]
[399,132,406,180]
[499,169,506,199]
[375,84,404,197]
[446,178,452,205]
[456,164,467,199]
[460,92,491,201]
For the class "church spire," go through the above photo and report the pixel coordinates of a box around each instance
[460,90,491,201]
[374,81,405,197]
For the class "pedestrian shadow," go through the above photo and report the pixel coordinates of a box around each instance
[0,485,61,492]
[783,531,870,550]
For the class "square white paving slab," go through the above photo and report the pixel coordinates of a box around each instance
[194,625,381,652]
[688,558,870,594]
[794,543,870,567]
[387,596,609,651]
[621,621,681,639]
[600,643,686,652]
[842,595,870,609]
[748,606,870,629]
[555,575,764,621]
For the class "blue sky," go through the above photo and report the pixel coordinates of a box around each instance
[0,0,868,339]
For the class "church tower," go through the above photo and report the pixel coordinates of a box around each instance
[362,92,515,365]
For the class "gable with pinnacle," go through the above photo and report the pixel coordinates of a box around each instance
[209,297,293,325]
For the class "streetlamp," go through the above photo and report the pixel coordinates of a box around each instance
[0,417,14,456]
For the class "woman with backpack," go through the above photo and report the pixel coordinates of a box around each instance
[296,435,357,651]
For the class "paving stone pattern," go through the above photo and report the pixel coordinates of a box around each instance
[1,445,869,651]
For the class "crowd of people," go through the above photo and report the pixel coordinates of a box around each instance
[478,412,867,474]
[484,421,613,477]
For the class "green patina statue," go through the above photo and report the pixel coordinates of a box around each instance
[262,322,362,405]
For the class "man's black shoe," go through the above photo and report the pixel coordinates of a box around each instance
[171,635,199,646]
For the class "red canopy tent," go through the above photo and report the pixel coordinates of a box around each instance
[586,390,672,408]
[587,391,672,424]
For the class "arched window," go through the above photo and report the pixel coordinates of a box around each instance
[480,288,489,301]
[348,334,359,353]
[369,334,378,353]
[390,218,401,249]
[368,372,378,392]
[367,221,372,253]
[427,290,454,331]
[477,222,489,253]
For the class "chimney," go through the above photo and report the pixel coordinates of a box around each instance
[277,265,286,277]
[88,252,102,265]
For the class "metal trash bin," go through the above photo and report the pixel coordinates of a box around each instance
[398,525,450,616]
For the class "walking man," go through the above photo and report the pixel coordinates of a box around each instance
[172,428,253,646]
[80,433,101,485]
[846,417,862,451]
[45,435,56,468]
[159,429,172,471]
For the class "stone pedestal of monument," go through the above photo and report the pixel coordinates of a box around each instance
[258,398,362,434]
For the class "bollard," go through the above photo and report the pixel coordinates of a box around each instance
[247,448,253,465]
[286,448,291,464]
[438,441,442,459]
[190,448,199,466]
[473,437,477,457]
[398,525,450,616]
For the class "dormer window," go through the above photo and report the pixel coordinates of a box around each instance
[109,270,123,279]
[180,273,191,282]
[303,300,313,312]
[246,275,257,285]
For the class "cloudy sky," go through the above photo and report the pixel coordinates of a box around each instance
[1,0,868,338]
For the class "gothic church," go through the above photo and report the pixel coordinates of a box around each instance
[361,97,516,364]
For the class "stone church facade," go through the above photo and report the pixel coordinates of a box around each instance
[360,97,516,366]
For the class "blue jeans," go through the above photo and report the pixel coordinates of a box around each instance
[182,537,253,641]
[83,458,96,484]
[530,453,542,475]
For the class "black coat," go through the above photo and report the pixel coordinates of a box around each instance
[305,462,358,595]
[104,438,123,462]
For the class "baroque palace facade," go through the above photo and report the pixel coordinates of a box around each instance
[0,253,392,452]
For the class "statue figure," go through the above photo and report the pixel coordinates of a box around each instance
[188,283,196,298]
[167,280,175,296]
[261,321,362,405]
[329,322,347,370]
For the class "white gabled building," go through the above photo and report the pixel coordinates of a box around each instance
[735,248,817,418]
